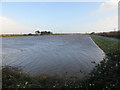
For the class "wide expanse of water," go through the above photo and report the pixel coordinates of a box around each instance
[1,35,104,77]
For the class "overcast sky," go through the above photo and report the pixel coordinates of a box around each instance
[0,0,118,34]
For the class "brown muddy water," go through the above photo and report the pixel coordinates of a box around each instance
[1,35,105,77]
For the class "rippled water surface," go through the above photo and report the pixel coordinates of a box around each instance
[2,35,105,77]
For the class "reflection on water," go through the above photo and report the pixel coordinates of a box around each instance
[2,35,105,77]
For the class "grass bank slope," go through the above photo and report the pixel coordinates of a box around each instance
[91,35,120,53]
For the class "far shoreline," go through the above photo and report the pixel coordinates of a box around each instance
[0,34,86,37]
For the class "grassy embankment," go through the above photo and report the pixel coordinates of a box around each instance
[2,35,120,89]
[87,35,120,89]
[96,31,120,39]
[91,35,120,53]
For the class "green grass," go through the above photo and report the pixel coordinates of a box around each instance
[91,35,120,53]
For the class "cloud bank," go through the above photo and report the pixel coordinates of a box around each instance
[98,0,118,12]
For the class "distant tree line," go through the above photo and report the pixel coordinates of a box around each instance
[35,30,53,35]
